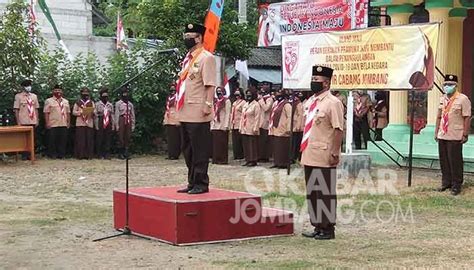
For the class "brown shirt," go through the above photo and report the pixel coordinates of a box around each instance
[211,99,231,130]
[94,101,115,130]
[437,93,471,141]
[301,91,344,167]
[372,101,388,129]
[163,97,180,126]
[270,103,292,137]
[258,96,274,129]
[73,100,95,128]
[115,100,136,131]
[177,48,217,123]
[13,92,39,125]
[240,100,261,136]
[230,99,245,130]
[43,97,70,128]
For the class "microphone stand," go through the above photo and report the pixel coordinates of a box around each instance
[93,48,179,242]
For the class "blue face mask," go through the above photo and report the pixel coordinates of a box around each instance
[443,85,456,94]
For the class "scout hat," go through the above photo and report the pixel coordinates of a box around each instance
[20,79,32,87]
[185,23,206,36]
[312,65,333,79]
[444,74,458,83]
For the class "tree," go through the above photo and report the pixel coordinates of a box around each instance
[0,0,44,111]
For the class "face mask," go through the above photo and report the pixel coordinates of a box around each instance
[101,96,108,103]
[246,95,253,101]
[184,38,197,49]
[444,85,456,94]
[311,82,324,93]
[276,95,284,101]
[169,91,176,96]
[121,95,129,102]
[53,92,62,98]
[25,86,32,92]
[217,92,223,98]
[81,94,89,100]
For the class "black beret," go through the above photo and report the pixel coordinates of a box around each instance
[53,84,63,90]
[444,74,458,83]
[185,23,206,35]
[312,65,333,78]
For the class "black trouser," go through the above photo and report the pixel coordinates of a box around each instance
[354,117,370,149]
[48,127,68,159]
[166,125,181,159]
[242,135,259,163]
[438,139,464,190]
[181,122,211,190]
[292,131,303,161]
[231,129,244,160]
[212,130,229,164]
[304,166,337,233]
[374,128,383,141]
[96,117,113,158]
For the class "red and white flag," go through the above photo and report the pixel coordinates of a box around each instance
[28,0,37,39]
[116,12,128,51]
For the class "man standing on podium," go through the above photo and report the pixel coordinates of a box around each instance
[301,65,344,240]
[176,23,217,195]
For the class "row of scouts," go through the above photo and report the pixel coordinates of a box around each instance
[13,81,135,160]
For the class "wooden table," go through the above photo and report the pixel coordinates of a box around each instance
[0,126,35,164]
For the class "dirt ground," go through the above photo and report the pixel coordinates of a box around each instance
[0,155,473,269]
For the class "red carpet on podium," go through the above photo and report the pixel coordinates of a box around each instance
[113,186,294,245]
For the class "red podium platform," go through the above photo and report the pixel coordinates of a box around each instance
[113,186,294,245]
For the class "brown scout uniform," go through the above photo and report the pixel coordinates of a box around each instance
[13,92,39,126]
[353,92,372,149]
[44,96,70,158]
[231,98,245,160]
[258,96,274,161]
[163,95,181,159]
[177,46,217,190]
[95,100,114,159]
[437,92,471,192]
[270,101,292,168]
[302,90,344,235]
[73,100,95,159]
[114,100,136,150]
[292,99,304,162]
[240,100,261,164]
[211,98,232,164]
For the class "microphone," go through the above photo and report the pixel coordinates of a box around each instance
[156,48,179,54]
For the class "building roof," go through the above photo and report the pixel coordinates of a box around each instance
[248,47,281,68]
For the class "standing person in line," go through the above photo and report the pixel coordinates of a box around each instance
[291,91,305,163]
[211,87,231,164]
[240,89,261,167]
[269,89,292,169]
[301,65,344,240]
[230,89,245,160]
[372,91,388,141]
[353,90,372,149]
[73,87,95,159]
[175,23,216,195]
[257,83,274,162]
[435,74,471,196]
[115,87,135,160]
[44,85,70,159]
[13,79,39,160]
[163,84,181,160]
[94,87,114,159]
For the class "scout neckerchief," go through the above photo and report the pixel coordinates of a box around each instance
[268,100,279,129]
[440,91,460,135]
[80,99,92,123]
[300,96,319,152]
[56,97,66,120]
[271,99,288,128]
[355,96,363,116]
[102,101,110,128]
[176,47,205,111]
[125,101,131,126]
[232,99,244,126]
[25,93,35,120]
[166,93,176,119]
[214,96,226,122]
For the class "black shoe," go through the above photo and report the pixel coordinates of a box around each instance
[451,189,461,196]
[188,187,209,195]
[436,186,451,192]
[314,231,335,240]
[302,231,320,238]
[247,162,257,167]
[177,187,191,193]
[242,162,250,167]
[270,165,279,169]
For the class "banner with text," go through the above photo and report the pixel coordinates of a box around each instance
[257,0,368,47]
[282,23,439,90]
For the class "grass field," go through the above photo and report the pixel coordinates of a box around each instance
[0,155,473,269]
